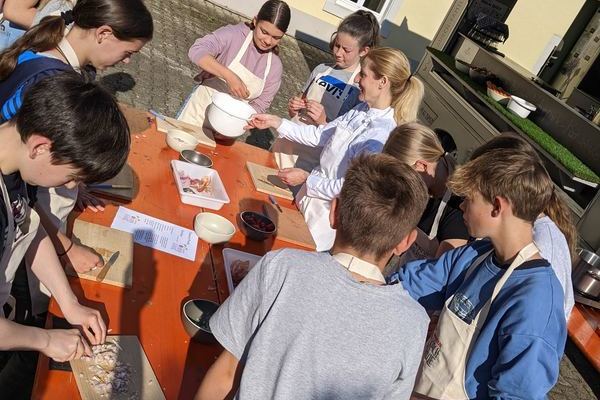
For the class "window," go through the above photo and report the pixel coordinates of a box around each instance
[338,0,391,17]
[323,0,403,37]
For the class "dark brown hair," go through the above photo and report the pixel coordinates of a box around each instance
[469,133,577,256]
[330,10,379,50]
[0,0,153,80]
[16,72,130,184]
[337,153,428,261]
[250,0,291,32]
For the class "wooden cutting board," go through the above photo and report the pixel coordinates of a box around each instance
[246,161,294,200]
[156,115,216,148]
[88,164,137,202]
[70,335,165,400]
[263,203,315,249]
[66,220,134,288]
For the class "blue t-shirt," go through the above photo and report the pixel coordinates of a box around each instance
[398,240,566,399]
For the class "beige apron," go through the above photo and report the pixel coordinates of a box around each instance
[29,38,82,315]
[272,65,360,172]
[332,252,385,284]
[297,115,377,252]
[415,242,540,399]
[178,32,272,129]
[1,176,40,320]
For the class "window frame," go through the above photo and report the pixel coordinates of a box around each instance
[323,0,404,37]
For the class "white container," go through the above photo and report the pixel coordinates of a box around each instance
[166,128,199,152]
[207,92,256,138]
[171,160,230,210]
[194,212,235,244]
[222,248,262,293]
[507,96,537,118]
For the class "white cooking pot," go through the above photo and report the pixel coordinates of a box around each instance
[207,93,256,138]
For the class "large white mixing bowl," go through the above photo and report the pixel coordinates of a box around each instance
[207,92,256,138]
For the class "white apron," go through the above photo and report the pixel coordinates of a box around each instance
[415,242,540,399]
[178,32,272,129]
[1,176,40,320]
[273,65,360,172]
[297,116,376,252]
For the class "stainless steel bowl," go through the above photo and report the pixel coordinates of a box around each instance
[179,150,213,168]
[181,299,219,343]
[573,249,600,300]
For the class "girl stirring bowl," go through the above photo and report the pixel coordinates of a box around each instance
[177,0,290,133]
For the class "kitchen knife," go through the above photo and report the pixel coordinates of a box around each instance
[95,251,120,282]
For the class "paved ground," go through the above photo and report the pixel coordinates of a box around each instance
[98,1,599,398]
[98,0,330,150]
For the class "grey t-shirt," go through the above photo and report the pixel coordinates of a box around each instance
[210,249,429,400]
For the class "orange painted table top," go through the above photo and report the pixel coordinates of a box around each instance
[31,115,311,399]
[568,303,600,371]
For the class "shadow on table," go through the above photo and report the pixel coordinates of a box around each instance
[179,247,222,399]
[116,229,158,398]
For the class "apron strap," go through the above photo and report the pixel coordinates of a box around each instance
[473,242,540,326]
[231,31,253,65]
[428,188,452,240]
[263,51,272,80]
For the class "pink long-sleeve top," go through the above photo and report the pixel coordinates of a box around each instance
[188,22,283,113]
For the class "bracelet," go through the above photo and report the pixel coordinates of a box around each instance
[57,241,74,257]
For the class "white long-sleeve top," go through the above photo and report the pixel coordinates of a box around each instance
[277,103,397,201]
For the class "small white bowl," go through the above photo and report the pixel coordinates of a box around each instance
[207,93,256,138]
[166,128,199,152]
[194,212,236,244]
[507,96,537,118]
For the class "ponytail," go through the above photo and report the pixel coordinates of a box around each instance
[0,16,66,80]
[391,75,424,123]
[363,48,423,124]
[545,189,578,260]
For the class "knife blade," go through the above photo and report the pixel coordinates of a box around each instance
[268,194,283,213]
[95,251,120,282]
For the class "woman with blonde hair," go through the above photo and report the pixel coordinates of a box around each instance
[383,122,469,264]
[249,47,423,251]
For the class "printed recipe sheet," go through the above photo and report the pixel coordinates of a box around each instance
[111,206,198,261]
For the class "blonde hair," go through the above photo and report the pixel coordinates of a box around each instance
[362,47,424,123]
[470,133,578,257]
[383,122,445,165]
[448,149,555,224]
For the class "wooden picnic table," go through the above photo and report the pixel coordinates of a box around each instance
[568,303,600,372]
[31,109,311,399]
